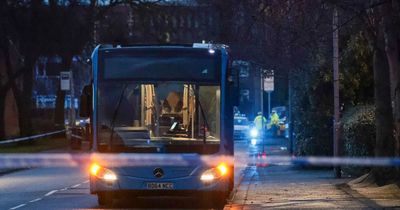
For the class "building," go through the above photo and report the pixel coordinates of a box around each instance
[94,3,263,119]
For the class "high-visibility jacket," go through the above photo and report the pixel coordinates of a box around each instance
[254,115,267,130]
[270,113,280,126]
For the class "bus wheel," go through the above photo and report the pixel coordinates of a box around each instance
[202,192,226,209]
[229,167,234,192]
[98,192,113,207]
[212,192,228,209]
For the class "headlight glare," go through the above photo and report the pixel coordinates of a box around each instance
[90,163,101,175]
[90,163,117,181]
[250,128,258,138]
[200,163,229,182]
[103,171,117,181]
[200,172,216,182]
[216,163,228,176]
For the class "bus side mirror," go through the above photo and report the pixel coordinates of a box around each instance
[79,85,92,118]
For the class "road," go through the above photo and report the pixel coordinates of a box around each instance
[1,137,400,209]
[0,136,283,210]
[0,167,93,209]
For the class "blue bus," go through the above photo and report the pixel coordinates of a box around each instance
[79,44,236,207]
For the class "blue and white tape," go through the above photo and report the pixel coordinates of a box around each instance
[0,153,399,169]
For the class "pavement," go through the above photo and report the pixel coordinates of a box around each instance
[1,137,400,209]
[225,138,400,209]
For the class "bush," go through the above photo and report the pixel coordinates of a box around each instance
[342,105,375,156]
[293,114,333,156]
[291,62,334,157]
[341,105,375,176]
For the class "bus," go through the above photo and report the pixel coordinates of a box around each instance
[79,43,236,207]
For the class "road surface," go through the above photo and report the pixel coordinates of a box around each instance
[0,138,257,209]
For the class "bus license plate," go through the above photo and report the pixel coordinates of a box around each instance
[147,182,174,190]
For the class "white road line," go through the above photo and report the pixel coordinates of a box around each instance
[71,184,81,188]
[44,190,58,196]
[10,204,26,209]
[29,198,42,203]
[60,187,68,191]
[83,180,89,184]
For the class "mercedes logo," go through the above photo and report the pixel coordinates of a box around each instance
[153,168,164,178]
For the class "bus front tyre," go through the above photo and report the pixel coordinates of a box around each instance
[213,192,228,209]
[202,192,227,209]
[229,167,234,192]
[97,192,114,207]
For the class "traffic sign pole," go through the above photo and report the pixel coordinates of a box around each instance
[261,73,265,153]
[261,69,274,153]
[268,91,271,117]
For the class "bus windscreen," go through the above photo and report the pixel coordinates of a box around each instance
[102,54,220,81]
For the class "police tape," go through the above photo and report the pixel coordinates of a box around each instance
[0,130,66,145]
[0,153,400,169]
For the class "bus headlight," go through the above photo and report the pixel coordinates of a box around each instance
[90,163,117,182]
[250,128,258,138]
[251,138,257,146]
[200,163,228,182]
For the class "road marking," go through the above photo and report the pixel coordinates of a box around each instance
[9,204,26,209]
[60,187,68,191]
[44,190,58,196]
[83,180,89,183]
[29,198,42,203]
[71,184,81,188]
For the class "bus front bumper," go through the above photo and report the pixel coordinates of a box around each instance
[90,174,230,196]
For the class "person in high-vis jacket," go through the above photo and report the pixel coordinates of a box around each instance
[254,111,267,130]
[270,111,280,126]
[269,110,280,137]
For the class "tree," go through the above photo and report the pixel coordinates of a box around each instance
[0,0,138,138]
[337,0,399,184]
[382,1,400,158]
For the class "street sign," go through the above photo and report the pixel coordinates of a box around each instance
[263,71,274,92]
[60,71,71,91]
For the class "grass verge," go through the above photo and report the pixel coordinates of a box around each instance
[0,135,68,153]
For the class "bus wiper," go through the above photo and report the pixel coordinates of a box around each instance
[109,84,128,150]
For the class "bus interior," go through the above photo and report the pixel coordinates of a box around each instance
[97,82,221,153]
